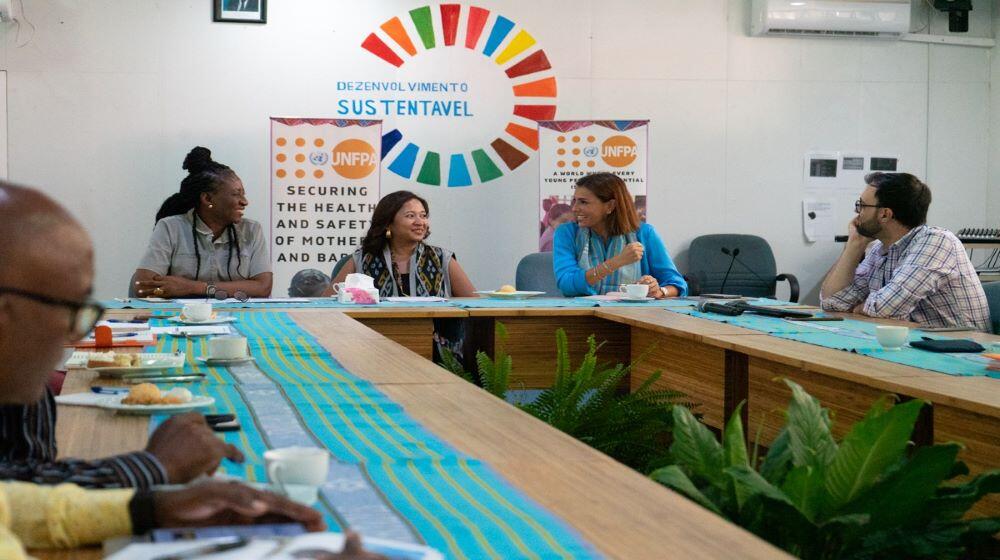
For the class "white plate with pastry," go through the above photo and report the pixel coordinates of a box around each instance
[100,385,214,415]
[87,352,186,376]
[474,286,545,300]
[101,395,215,415]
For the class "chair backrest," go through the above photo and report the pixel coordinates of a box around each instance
[982,281,1000,334]
[687,234,777,297]
[289,268,331,297]
[515,252,560,296]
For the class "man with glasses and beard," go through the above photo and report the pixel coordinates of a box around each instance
[820,172,990,332]
[0,183,336,558]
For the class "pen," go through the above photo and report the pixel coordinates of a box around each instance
[91,387,130,395]
[123,375,206,384]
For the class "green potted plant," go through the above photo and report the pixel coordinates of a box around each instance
[651,379,1000,559]
[442,324,688,472]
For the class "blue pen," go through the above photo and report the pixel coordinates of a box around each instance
[91,387,130,395]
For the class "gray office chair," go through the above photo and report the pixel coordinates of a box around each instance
[982,281,1000,334]
[515,252,561,296]
[685,234,799,302]
[289,269,331,297]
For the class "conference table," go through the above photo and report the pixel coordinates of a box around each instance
[38,298,1000,558]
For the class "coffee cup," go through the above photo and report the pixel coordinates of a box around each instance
[620,283,649,299]
[208,335,248,360]
[875,326,909,350]
[182,302,212,322]
[330,282,346,295]
[264,446,330,505]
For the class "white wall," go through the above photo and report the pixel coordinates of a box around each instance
[1,0,995,301]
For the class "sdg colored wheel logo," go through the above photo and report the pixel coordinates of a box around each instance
[362,4,558,186]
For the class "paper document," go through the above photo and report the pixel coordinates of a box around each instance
[96,321,150,332]
[803,198,835,242]
[106,532,444,560]
[76,332,156,346]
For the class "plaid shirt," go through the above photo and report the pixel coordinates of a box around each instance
[821,225,991,332]
[0,388,167,489]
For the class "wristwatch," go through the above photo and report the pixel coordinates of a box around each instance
[205,283,218,298]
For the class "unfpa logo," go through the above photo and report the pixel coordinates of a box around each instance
[332,139,378,179]
[601,135,638,167]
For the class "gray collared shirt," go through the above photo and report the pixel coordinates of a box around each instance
[138,209,271,282]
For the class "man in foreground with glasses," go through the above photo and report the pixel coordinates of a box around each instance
[0,247,245,487]
[820,172,990,332]
[0,183,327,557]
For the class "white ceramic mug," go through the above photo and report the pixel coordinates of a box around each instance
[208,335,248,360]
[264,447,330,505]
[620,283,649,299]
[329,282,346,295]
[182,302,212,322]
[875,326,909,350]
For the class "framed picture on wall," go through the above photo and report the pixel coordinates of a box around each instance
[213,0,267,24]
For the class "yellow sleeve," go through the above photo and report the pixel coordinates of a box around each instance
[1,481,134,550]
[0,526,31,560]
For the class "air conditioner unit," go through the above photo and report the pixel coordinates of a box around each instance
[750,0,912,39]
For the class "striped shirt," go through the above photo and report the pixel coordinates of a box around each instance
[821,225,991,332]
[0,388,167,489]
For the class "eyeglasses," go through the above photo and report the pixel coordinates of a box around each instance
[214,290,249,303]
[0,287,104,339]
[854,200,882,213]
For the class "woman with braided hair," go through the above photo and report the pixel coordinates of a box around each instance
[134,147,272,298]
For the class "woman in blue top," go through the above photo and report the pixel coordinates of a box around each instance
[553,172,687,298]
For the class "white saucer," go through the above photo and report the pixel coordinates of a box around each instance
[474,290,545,300]
[196,355,254,365]
[620,296,655,302]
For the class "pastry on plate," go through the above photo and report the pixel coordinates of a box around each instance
[87,352,140,369]
[121,383,193,405]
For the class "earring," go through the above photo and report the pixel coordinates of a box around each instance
[208,204,214,209]
[385,229,392,239]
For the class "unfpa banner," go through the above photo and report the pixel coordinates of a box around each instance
[536,120,648,251]
[269,118,382,296]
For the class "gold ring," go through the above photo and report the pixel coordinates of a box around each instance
[153,287,164,296]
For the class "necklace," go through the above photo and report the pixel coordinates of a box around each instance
[388,247,413,296]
